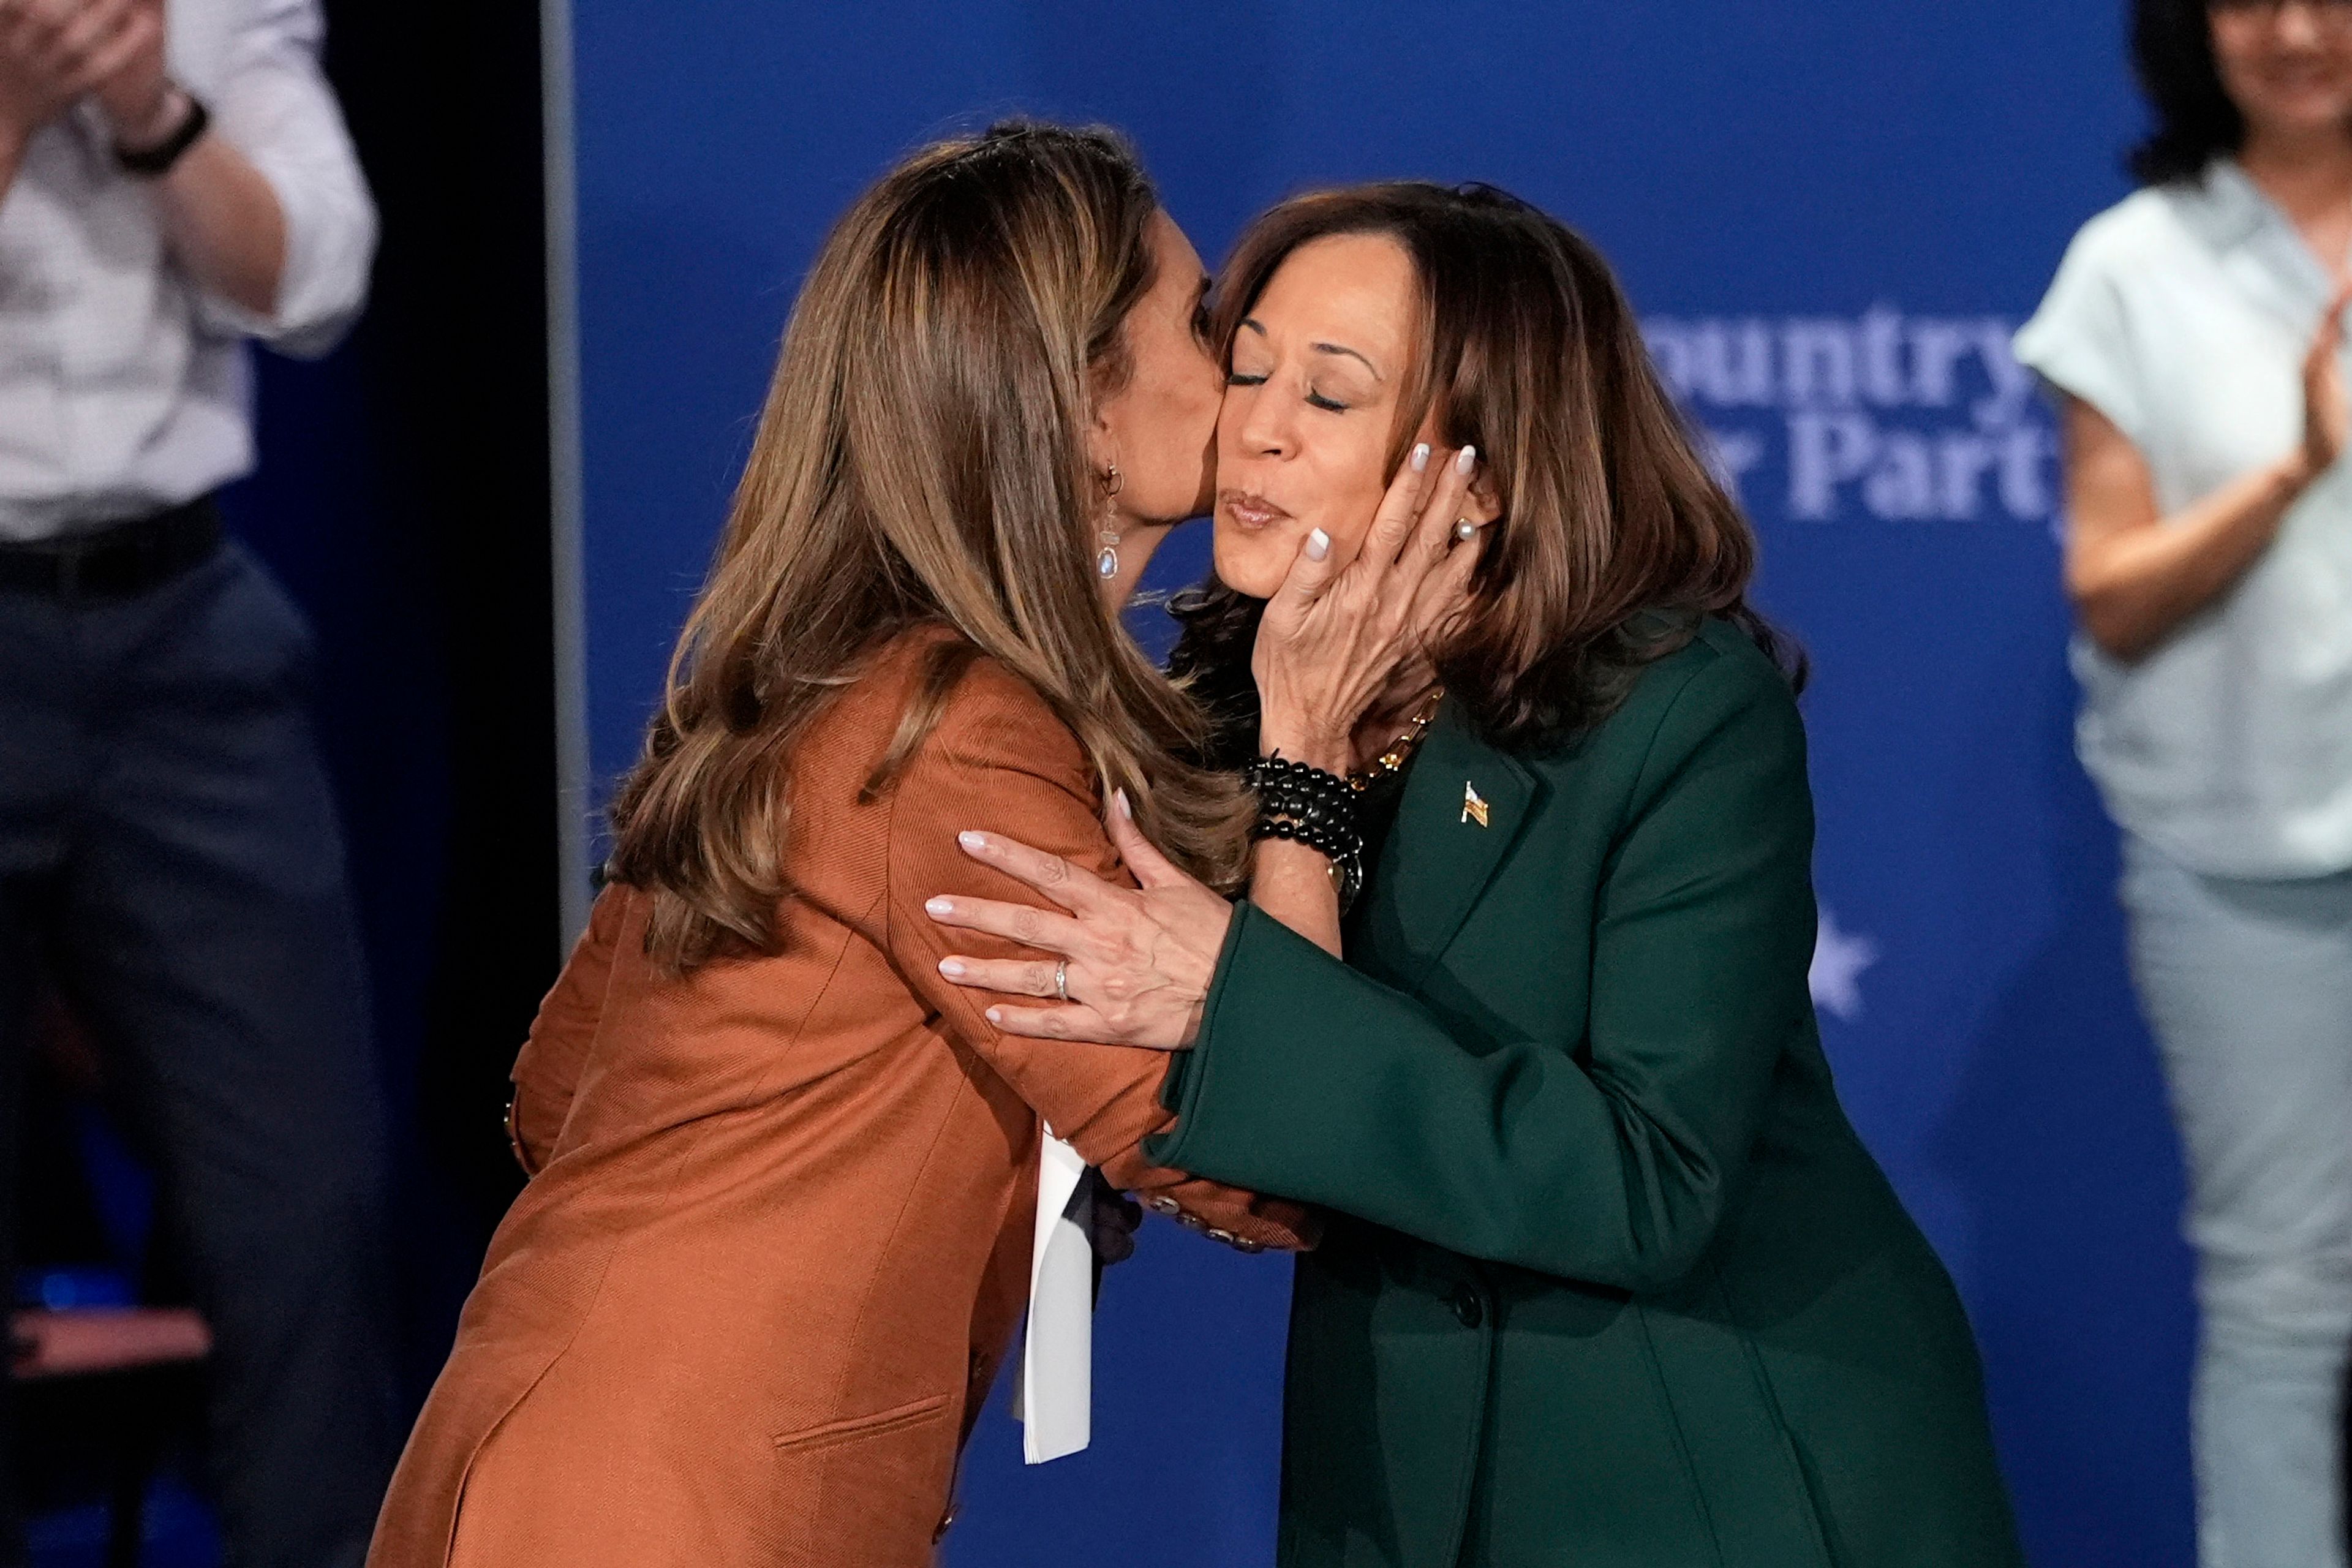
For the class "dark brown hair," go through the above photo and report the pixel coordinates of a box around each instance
[1170,181,1800,759]
[609,121,1250,971]
[2128,0,2241,185]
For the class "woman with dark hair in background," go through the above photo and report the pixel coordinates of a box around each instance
[2013,4,2352,1564]
[931,182,2024,1566]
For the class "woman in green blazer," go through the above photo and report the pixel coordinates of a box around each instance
[927,183,2024,1567]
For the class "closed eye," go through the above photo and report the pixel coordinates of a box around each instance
[1306,390,1349,412]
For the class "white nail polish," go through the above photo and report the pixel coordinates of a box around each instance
[958,830,986,851]
[1411,443,1430,472]
[938,958,965,978]
[1455,445,1478,475]
[925,897,952,916]
[1114,788,1133,820]
[1306,528,1330,562]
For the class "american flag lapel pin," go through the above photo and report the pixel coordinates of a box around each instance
[1461,782,1490,827]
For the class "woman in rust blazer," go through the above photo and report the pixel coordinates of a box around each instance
[366,124,1329,1568]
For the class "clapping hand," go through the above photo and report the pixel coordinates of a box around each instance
[2293,275,2352,490]
[90,0,172,150]
[0,0,159,147]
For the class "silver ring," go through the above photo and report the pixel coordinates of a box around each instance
[1054,958,1069,1003]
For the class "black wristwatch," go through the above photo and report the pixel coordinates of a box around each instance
[115,90,211,179]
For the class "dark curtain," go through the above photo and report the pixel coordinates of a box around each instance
[224,0,560,1406]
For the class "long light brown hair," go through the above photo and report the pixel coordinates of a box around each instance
[1172,181,1801,756]
[611,122,1249,971]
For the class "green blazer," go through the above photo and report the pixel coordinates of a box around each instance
[1146,619,2022,1568]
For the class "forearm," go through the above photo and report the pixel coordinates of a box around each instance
[2068,456,2303,662]
[1246,840,1344,957]
[150,130,287,318]
[1248,705,1355,957]
[1257,699,1349,774]
[1152,903,1757,1288]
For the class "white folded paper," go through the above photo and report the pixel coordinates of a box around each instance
[1016,1130,1093,1464]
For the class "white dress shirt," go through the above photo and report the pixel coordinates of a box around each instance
[2015,160,2352,880]
[0,0,375,542]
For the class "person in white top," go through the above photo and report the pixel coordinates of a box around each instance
[0,0,373,535]
[0,1,393,1564]
[2015,1,2352,1564]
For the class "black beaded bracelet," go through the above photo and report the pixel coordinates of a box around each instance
[1244,753,1366,910]
[1244,756,1359,818]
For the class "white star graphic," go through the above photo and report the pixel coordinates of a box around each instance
[1809,907,1879,1023]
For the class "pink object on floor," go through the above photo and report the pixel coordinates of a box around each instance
[10,1308,211,1381]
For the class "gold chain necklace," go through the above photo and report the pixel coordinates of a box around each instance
[1348,686,1444,792]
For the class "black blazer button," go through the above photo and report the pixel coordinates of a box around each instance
[1448,1285,1485,1329]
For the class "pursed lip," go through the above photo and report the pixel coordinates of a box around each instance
[2254,59,2346,91]
[1218,489,1294,529]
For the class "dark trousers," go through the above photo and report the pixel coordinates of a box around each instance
[0,538,396,1568]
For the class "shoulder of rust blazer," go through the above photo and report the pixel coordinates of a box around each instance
[1147,618,2022,1568]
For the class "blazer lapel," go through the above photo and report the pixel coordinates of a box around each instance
[1351,704,1537,989]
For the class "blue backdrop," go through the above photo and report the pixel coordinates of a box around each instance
[566,4,2184,1563]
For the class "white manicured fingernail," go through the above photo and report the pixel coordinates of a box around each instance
[1114,788,1133,820]
[986,1007,1004,1025]
[1455,445,1477,475]
[958,831,986,851]
[1410,443,1430,472]
[925,897,953,916]
[1306,529,1330,561]
[938,958,966,978]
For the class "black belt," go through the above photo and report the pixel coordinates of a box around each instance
[0,497,224,600]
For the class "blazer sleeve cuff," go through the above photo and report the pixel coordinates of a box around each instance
[1144,899,1294,1177]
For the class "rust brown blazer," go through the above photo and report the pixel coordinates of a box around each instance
[368,628,1313,1568]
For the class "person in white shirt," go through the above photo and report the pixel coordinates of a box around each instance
[0,0,393,1563]
[2015,1,2352,1564]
